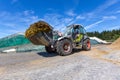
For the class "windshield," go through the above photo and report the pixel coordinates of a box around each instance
[63,26,72,36]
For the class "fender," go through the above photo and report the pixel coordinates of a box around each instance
[57,36,73,42]
[57,36,75,48]
[57,36,65,41]
[83,35,90,41]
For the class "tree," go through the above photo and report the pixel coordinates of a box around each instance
[87,29,120,42]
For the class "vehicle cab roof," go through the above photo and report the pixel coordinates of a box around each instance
[66,24,83,29]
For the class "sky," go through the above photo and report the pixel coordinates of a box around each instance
[0,0,120,38]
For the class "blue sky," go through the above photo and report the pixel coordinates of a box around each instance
[0,0,120,38]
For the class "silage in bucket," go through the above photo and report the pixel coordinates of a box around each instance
[25,21,53,46]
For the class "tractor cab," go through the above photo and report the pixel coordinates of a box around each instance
[64,24,87,43]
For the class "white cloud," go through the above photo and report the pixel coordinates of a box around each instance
[103,16,117,20]
[43,13,61,26]
[0,28,23,38]
[65,10,76,16]
[0,32,10,38]
[74,0,80,6]
[0,10,40,38]
[108,26,120,30]
[97,0,119,11]
[0,22,16,28]
[0,11,10,17]
[23,10,34,16]
[85,15,117,30]
[85,20,104,30]
[30,16,39,20]
[64,18,73,23]
[86,0,119,19]
[42,13,76,32]
[76,15,85,19]
[116,10,120,13]
[0,32,9,35]
[11,0,18,4]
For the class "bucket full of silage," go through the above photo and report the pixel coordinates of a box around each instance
[25,21,53,46]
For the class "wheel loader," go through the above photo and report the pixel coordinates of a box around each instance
[25,21,91,56]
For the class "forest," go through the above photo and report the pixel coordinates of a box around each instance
[87,29,120,42]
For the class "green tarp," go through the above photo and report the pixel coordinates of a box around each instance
[0,34,30,48]
[0,33,45,52]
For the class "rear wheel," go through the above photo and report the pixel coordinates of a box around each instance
[56,39,73,56]
[82,39,91,51]
[45,45,54,53]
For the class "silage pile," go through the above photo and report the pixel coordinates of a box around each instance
[25,21,52,38]
[109,37,120,50]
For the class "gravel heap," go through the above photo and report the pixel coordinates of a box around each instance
[109,37,120,50]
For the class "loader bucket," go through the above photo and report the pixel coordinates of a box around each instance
[25,21,53,46]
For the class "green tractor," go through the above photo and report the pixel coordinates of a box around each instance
[25,21,91,56]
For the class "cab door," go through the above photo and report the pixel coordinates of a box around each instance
[78,26,87,41]
[74,26,86,42]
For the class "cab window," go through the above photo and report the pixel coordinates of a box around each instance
[79,27,86,34]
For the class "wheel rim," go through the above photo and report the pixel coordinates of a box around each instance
[87,40,91,49]
[63,43,70,52]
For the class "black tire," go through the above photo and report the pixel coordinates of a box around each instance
[45,45,54,53]
[82,39,91,51]
[56,39,73,56]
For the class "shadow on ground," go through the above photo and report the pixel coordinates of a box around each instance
[37,49,83,57]
[37,52,58,57]
[73,49,82,53]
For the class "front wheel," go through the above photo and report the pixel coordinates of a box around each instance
[82,39,91,51]
[56,39,73,56]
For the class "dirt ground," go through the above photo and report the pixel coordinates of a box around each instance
[109,38,120,50]
[0,38,120,80]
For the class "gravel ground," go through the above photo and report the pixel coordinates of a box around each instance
[0,45,120,80]
[103,50,120,62]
